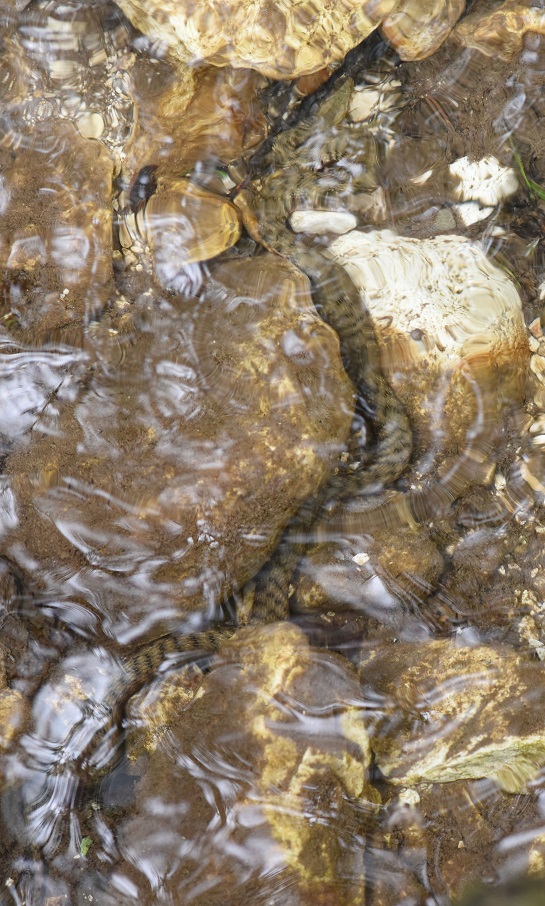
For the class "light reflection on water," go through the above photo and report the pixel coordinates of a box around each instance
[0,1,545,904]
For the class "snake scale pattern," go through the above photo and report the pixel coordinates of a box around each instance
[27,72,414,810]
[101,75,412,712]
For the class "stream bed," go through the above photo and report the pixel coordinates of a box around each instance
[1,2,545,904]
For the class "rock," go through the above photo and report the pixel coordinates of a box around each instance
[0,121,115,345]
[117,623,376,901]
[360,640,545,792]
[326,230,529,473]
[76,112,105,140]
[292,525,444,630]
[119,177,242,288]
[115,0,397,79]
[453,1,545,61]
[449,156,519,206]
[125,64,266,180]
[0,688,27,752]
[6,253,353,638]
[381,0,465,61]
[115,0,465,80]
[290,210,357,236]
[0,636,29,759]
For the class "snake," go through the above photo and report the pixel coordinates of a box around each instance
[100,76,413,705]
[20,73,416,851]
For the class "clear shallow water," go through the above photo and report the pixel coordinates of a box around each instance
[0,2,545,903]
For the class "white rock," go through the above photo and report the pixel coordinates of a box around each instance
[530,354,545,384]
[290,210,357,235]
[327,230,525,363]
[450,155,519,205]
[326,229,528,460]
[398,788,420,807]
[494,472,507,492]
[454,201,494,226]
[530,416,545,437]
[411,168,433,186]
[349,78,403,123]
[76,112,105,140]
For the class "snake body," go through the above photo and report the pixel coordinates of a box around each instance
[74,74,501,775]
[107,77,413,697]
[24,75,414,838]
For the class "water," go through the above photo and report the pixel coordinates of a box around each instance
[0,2,545,903]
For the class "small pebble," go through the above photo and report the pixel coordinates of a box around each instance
[77,112,105,139]
[433,208,456,231]
[528,314,545,339]
[530,415,545,435]
[290,210,357,235]
[530,354,545,383]
[398,788,420,807]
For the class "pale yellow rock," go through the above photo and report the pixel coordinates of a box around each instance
[454,1,545,60]
[116,0,398,78]
[381,0,465,60]
[361,640,545,793]
[0,642,30,757]
[0,690,28,750]
[76,112,105,140]
[116,0,467,78]
[122,623,376,899]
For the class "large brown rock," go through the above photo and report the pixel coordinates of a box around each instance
[360,640,545,793]
[115,0,465,79]
[113,623,376,904]
[6,253,353,639]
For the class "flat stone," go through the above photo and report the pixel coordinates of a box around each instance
[361,640,545,793]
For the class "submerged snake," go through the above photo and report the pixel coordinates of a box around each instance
[106,78,413,680]
[23,70,500,850]
[22,73,418,845]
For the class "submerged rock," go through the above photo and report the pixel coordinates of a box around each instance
[381,0,465,61]
[119,177,242,287]
[292,524,444,631]
[0,121,115,344]
[454,1,545,60]
[0,650,28,757]
[115,622,376,902]
[114,0,394,79]
[361,640,545,793]
[449,155,519,206]
[6,253,353,638]
[115,0,465,79]
[124,64,266,181]
[326,230,529,473]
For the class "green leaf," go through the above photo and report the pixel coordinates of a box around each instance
[80,836,93,857]
[510,141,545,201]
